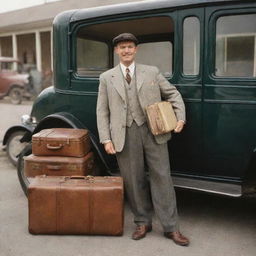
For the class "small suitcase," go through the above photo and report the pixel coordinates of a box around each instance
[146,101,177,135]
[24,152,94,177]
[28,175,124,235]
[32,128,91,157]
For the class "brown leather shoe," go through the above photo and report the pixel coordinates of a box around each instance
[164,231,190,246]
[132,225,152,240]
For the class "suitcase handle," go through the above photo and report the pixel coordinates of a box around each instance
[68,176,86,179]
[46,144,63,150]
[46,165,61,170]
[66,175,94,180]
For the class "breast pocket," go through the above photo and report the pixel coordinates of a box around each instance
[143,80,161,100]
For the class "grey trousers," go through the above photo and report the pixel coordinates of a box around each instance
[116,122,179,232]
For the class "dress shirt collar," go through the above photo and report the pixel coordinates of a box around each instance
[120,62,135,78]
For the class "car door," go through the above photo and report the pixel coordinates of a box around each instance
[203,3,256,181]
[170,8,205,177]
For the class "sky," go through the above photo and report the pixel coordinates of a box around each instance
[0,0,61,13]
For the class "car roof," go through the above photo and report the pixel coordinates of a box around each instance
[70,0,250,22]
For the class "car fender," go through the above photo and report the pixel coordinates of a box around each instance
[8,83,25,92]
[3,125,33,146]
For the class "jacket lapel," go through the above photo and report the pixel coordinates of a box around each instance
[136,64,146,93]
[110,63,146,101]
[111,65,126,103]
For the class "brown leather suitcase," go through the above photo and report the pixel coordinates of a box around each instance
[24,152,94,177]
[32,128,91,157]
[146,101,177,135]
[28,176,124,235]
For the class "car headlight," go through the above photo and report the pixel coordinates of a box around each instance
[21,115,37,125]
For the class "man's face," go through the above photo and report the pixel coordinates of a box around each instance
[115,41,137,66]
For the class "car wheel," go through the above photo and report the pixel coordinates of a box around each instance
[6,130,28,166]
[9,87,23,104]
[17,143,32,196]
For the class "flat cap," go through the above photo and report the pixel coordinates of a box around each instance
[113,33,138,46]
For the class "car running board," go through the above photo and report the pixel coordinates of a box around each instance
[173,176,242,197]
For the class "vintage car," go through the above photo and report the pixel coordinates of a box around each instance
[0,57,34,165]
[0,57,31,104]
[3,0,256,196]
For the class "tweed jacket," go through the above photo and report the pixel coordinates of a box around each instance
[96,63,186,152]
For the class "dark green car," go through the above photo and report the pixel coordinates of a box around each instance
[4,0,256,196]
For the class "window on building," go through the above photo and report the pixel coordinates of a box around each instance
[183,16,200,75]
[76,16,174,77]
[215,14,256,77]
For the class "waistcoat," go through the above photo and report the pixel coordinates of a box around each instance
[124,74,146,127]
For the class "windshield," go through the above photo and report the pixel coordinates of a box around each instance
[0,61,23,73]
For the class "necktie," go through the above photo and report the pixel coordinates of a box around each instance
[126,68,131,84]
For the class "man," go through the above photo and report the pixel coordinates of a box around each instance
[96,33,189,246]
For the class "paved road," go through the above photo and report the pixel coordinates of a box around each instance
[0,101,256,256]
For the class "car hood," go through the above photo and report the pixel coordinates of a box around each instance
[7,73,29,82]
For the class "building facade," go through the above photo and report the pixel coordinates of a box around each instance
[0,0,144,91]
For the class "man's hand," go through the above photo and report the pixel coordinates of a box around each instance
[104,141,116,154]
[174,120,185,133]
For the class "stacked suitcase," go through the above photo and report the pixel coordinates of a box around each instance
[25,128,94,178]
[25,128,124,235]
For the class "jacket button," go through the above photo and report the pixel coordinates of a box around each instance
[124,106,127,110]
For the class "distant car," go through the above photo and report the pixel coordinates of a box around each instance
[0,57,30,104]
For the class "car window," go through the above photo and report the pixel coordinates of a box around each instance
[215,13,256,77]
[75,16,174,78]
[113,41,173,77]
[77,38,109,77]
[183,16,200,75]
[1,62,14,71]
